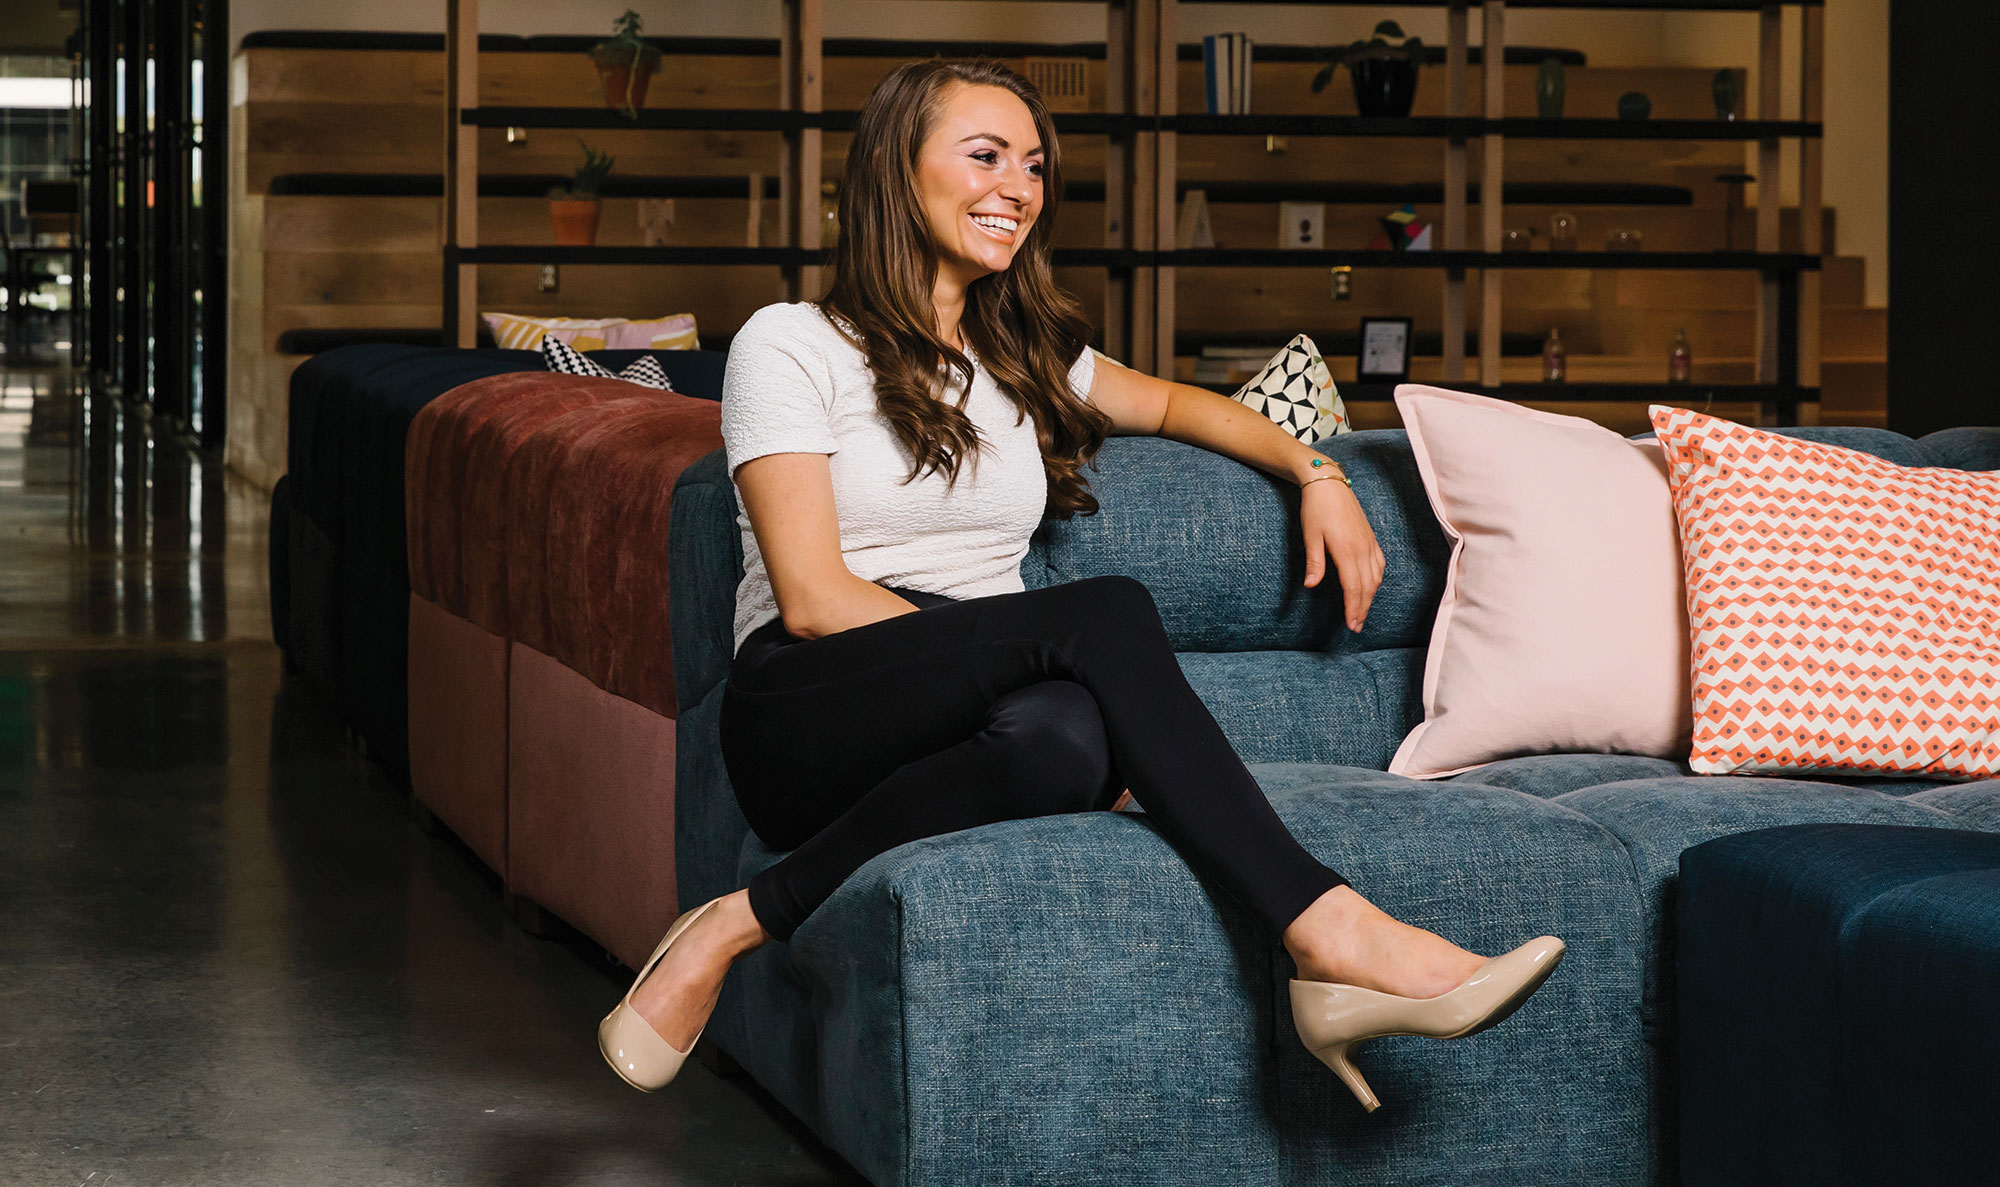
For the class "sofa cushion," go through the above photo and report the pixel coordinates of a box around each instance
[1027,431,1449,656]
[1905,779,2000,828]
[1552,776,1960,1014]
[406,373,632,624]
[1551,775,1959,1183]
[1451,754,1691,798]
[1177,648,1424,768]
[1678,823,2000,1186]
[1916,426,2000,471]
[541,397,723,716]
[719,764,1647,1187]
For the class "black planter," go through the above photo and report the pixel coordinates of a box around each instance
[1350,55,1419,118]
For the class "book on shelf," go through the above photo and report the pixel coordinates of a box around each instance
[1202,34,1252,115]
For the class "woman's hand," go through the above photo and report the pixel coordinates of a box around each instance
[1087,357,1387,630]
[1300,478,1385,633]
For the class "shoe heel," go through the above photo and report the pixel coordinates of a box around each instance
[1312,1043,1381,1113]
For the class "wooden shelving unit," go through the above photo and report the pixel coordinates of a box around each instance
[1148,0,1825,424]
[438,0,1826,422]
[442,0,1159,360]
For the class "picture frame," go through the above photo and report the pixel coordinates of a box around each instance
[1357,317,1414,382]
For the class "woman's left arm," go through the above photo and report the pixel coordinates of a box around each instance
[1087,355,1385,632]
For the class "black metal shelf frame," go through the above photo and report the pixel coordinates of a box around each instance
[1167,250,1821,271]
[1182,0,1817,8]
[435,0,1827,424]
[1195,378,1821,413]
[448,245,1151,268]
[460,107,1821,143]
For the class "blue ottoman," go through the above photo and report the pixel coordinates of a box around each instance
[1677,823,2000,1186]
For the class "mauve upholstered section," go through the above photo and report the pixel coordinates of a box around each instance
[508,643,679,969]
[541,397,722,717]
[502,400,654,656]
[458,377,661,635]
[406,594,511,875]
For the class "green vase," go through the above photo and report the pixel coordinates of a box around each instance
[1536,58,1566,120]
[1617,91,1652,121]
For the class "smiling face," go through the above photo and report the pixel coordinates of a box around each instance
[915,82,1047,293]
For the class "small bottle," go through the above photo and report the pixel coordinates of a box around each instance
[1668,327,1692,384]
[820,180,840,248]
[1542,326,1567,383]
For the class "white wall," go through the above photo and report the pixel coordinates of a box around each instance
[232,0,1888,305]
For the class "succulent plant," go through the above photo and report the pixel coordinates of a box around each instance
[590,11,662,67]
[591,11,662,118]
[550,141,616,201]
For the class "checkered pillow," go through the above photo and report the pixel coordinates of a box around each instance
[540,335,674,391]
[1231,334,1350,443]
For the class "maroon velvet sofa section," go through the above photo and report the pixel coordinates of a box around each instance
[405,373,722,967]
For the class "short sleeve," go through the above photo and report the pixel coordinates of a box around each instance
[1068,345,1100,403]
[721,304,841,479]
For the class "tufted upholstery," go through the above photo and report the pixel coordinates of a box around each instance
[667,418,2000,1185]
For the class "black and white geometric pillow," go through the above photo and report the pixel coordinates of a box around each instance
[1231,333,1350,442]
[540,335,675,391]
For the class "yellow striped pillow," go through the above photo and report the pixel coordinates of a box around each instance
[480,312,699,352]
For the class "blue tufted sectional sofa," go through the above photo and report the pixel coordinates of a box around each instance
[667,421,2000,1186]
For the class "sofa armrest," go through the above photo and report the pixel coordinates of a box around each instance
[668,449,743,710]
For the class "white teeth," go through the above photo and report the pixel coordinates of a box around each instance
[970,214,1019,235]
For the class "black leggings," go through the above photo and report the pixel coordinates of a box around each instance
[719,575,1348,943]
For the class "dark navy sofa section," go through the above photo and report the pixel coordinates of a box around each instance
[1679,822,2000,1186]
[270,343,724,777]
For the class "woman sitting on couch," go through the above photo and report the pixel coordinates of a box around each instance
[597,57,1563,1112]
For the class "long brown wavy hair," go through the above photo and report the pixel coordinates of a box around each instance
[819,58,1113,518]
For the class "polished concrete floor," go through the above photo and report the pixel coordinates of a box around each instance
[0,365,854,1185]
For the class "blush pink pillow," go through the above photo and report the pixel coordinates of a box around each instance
[1390,385,1693,778]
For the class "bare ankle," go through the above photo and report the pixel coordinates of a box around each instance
[705,891,772,959]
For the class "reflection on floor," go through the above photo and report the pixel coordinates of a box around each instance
[0,367,853,1185]
[0,364,267,644]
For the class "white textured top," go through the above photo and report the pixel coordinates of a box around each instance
[721,301,1097,654]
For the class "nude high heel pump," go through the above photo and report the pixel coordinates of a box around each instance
[1290,935,1566,1112]
[598,897,725,1092]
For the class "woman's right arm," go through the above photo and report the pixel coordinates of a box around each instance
[734,451,921,640]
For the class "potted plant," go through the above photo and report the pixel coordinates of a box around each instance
[1311,21,1426,118]
[591,10,661,118]
[549,142,615,246]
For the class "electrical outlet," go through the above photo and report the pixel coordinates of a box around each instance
[1279,202,1326,250]
[537,264,558,292]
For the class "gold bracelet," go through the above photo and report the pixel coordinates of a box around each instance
[1301,458,1352,490]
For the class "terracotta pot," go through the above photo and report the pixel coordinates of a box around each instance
[549,199,602,246]
[595,60,657,111]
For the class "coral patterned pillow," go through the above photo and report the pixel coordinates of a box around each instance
[1651,406,2000,780]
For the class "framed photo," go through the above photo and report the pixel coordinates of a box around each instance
[1357,317,1414,382]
